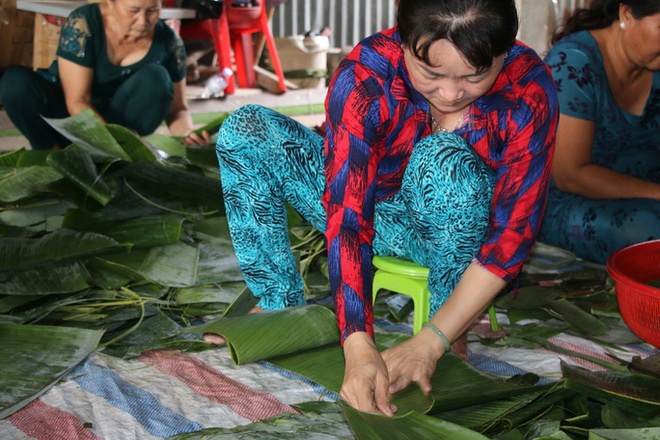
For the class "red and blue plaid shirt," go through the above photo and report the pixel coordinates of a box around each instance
[323,27,559,342]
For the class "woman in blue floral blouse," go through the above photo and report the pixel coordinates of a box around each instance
[538,0,660,263]
[0,0,208,150]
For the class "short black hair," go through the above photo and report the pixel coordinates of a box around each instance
[397,0,519,71]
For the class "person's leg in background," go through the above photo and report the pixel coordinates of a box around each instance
[540,194,660,264]
[0,66,70,150]
[102,64,174,136]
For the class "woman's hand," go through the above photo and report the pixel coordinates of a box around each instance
[182,130,211,146]
[381,328,445,395]
[341,332,396,417]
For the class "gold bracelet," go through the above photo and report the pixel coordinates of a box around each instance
[422,321,451,352]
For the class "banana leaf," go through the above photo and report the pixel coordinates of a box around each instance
[121,161,223,212]
[341,401,489,440]
[0,165,63,203]
[288,349,543,425]
[174,284,245,305]
[588,427,660,439]
[523,419,572,439]
[185,144,220,170]
[139,241,200,287]
[496,286,564,309]
[87,249,149,284]
[0,261,90,295]
[171,283,247,318]
[488,387,574,434]
[0,199,74,229]
[62,209,184,247]
[437,389,556,431]
[100,309,204,359]
[46,148,117,205]
[269,341,345,391]
[0,148,24,167]
[166,401,355,440]
[0,315,23,324]
[0,323,103,418]
[221,286,259,317]
[195,241,244,284]
[142,133,187,158]
[0,295,42,313]
[0,229,128,271]
[190,303,552,417]
[15,150,52,167]
[423,355,551,415]
[44,110,131,161]
[268,332,410,396]
[187,305,340,364]
[601,404,660,429]
[105,124,157,162]
[547,299,609,336]
[562,362,660,417]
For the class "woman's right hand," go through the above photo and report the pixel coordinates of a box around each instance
[341,332,396,417]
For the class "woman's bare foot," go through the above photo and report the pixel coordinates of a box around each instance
[203,306,265,345]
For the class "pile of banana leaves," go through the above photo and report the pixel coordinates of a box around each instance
[0,110,658,439]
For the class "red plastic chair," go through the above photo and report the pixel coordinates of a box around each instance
[179,9,235,94]
[179,0,286,94]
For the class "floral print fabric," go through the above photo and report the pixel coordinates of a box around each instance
[538,31,660,263]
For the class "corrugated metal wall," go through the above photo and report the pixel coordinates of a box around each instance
[271,0,397,49]
[270,0,588,50]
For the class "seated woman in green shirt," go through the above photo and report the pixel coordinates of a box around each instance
[0,0,209,150]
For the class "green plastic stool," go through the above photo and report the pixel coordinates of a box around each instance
[372,255,499,334]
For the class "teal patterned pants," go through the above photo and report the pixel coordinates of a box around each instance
[216,104,494,316]
[539,151,660,263]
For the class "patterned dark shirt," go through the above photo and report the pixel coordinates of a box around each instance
[544,30,660,176]
[324,27,559,341]
[39,3,186,102]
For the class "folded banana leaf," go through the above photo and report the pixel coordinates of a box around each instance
[0,165,62,203]
[44,110,131,161]
[0,323,103,418]
[562,362,660,417]
[187,305,340,364]
[341,401,489,440]
[188,304,554,426]
[46,148,117,206]
[143,133,187,158]
[105,124,157,162]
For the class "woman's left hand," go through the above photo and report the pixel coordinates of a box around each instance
[381,328,445,395]
[182,130,211,146]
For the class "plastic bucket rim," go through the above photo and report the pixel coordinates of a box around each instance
[606,239,660,299]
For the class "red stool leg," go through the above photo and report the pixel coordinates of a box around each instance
[216,7,235,94]
[258,5,286,93]
[232,31,256,88]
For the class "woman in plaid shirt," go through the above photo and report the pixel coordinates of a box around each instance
[215,0,558,415]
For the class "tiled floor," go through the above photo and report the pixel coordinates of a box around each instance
[0,84,328,152]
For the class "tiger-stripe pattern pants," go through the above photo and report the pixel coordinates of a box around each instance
[216,104,494,317]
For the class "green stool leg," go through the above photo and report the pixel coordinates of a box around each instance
[488,303,499,331]
[372,256,500,335]
[372,257,431,334]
